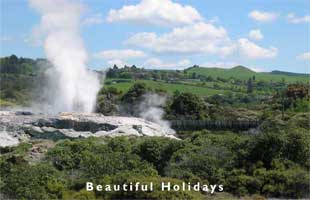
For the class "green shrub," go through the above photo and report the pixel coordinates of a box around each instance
[3,163,65,199]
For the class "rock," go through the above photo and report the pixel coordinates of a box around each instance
[0,130,20,147]
[0,111,178,147]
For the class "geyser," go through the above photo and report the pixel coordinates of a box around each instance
[29,0,100,113]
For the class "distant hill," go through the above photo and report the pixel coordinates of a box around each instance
[186,66,309,83]
[270,70,308,77]
[230,65,254,73]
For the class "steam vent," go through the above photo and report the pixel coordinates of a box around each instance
[0,111,177,147]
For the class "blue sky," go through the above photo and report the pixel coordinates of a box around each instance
[0,0,309,73]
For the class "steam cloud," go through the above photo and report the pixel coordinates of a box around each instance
[29,0,100,113]
[139,94,175,134]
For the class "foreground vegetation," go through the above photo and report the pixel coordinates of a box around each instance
[1,111,309,199]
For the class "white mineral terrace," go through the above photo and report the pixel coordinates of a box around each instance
[0,111,178,147]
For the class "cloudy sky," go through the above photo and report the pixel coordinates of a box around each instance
[0,0,309,72]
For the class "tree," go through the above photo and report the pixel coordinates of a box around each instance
[284,129,310,167]
[133,137,184,174]
[3,163,65,199]
[246,132,285,168]
[247,78,253,93]
[167,92,208,120]
[121,83,148,104]
[191,72,197,79]
[96,87,120,115]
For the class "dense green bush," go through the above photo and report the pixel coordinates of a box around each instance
[96,87,121,115]
[133,137,185,174]
[167,92,208,120]
[3,163,65,199]
[96,173,204,200]
[47,138,157,179]
[1,113,309,199]
[121,83,149,104]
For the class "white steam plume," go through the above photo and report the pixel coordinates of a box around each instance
[139,94,175,134]
[29,0,100,113]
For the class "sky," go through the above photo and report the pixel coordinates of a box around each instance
[0,0,309,73]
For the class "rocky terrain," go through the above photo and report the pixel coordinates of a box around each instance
[0,111,177,147]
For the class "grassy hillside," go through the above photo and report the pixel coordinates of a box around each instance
[187,66,309,83]
[105,79,243,97]
[1,55,309,106]
[103,65,309,100]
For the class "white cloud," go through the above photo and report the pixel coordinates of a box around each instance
[0,36,12,42]
[297,52,310,60]
[248,29,263,41]
[238,38,278,59]
[200,62,266,72]
[178,59,191,66]
[207,16,220,24]
[106,0,203,27]
[94,49,146,60]
[287,13,310,24]
[201,61,238,69]
[106,57,191,69]
[125,22,278,59]
[248,66,266,72]
[107,59,127,67]
[249,10,279,22]
[125,22,235,56]
[143,58,191,69]
[83,13,104,25]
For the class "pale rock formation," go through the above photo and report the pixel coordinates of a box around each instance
[0,111,178,147]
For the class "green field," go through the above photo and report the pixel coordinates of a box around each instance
[187,66,309,83]
[105,79,239,97]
